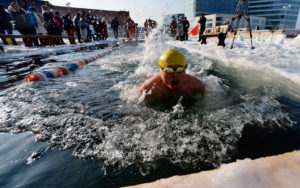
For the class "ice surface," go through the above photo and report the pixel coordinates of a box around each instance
[127,151,300,188]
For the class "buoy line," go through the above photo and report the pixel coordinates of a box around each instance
[25,47,120,82]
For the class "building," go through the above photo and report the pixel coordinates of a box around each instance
[188,14,266,34]
[163,13,185,29]
[248,0,300,30]
[185,0,236,18]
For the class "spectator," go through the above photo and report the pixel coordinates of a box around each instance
[73,13,82,43]
[41,5,56,45]
[92,17,99,40]
[80,11,88,42]
[29,6,46,45]
[9,2,39,47]
[125,17,132,39]
[18,0,37,30]
[170,16,177,37]
[0,5,17,45]
[103,20,108,40]
[198,13,206,42]
[181,17,190,41]
[144,19,148,37]
[52,10,64,44]
[63,12,75,44]
[98,19,105,40]
[126,17,135,40]
[94,18,100,40]
[111,17,119,39]
[86,14,93,42]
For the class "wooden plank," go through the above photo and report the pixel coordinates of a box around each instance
[0,34,76,45]
[201,33,220,38]
[0,34,75,39]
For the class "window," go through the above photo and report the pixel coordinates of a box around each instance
[206,23,213,28]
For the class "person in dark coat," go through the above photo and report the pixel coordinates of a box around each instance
[181,17,190,41]
[98,19,105,40]
[41,5,55,35]
[198,13,206,42]
[0,5,17,45]
[63,12,75,44]
[111,17,119,39]
[52,11,64,44]
[170,16,177,37]
[18,0,37,29]
[8,2,39,47]
[74,13,82,43]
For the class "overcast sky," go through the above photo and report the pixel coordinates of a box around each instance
[47,0,184,25]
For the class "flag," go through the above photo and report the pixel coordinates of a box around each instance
[190,24,199,36]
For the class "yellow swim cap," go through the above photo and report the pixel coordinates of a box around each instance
[158,49,186,71]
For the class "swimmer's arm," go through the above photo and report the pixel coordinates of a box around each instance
[138,74,160,96]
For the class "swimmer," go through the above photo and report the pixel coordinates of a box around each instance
[138,49,205,100]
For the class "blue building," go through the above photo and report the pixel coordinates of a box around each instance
[248,0,300,30]
[184,0,236,18]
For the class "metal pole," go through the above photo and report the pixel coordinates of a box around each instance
[282,5,291,30]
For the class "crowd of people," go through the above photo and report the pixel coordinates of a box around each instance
[0,0,161,49]
[168,16,190,41]
[169,14,207,42]
[0,1,121,47]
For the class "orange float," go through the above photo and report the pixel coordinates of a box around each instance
[87,57,93,62]
[54,68,64,77]
[25,73,44,82]
[77,60,85,66]
[58,66,69,74]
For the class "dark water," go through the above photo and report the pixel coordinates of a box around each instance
[0,38,300,188]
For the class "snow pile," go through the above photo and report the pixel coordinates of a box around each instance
[292,34,300,47]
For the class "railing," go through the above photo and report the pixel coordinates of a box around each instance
[0,34,76,46]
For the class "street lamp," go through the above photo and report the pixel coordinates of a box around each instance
[66,2,71,13]
[282,4,291,30]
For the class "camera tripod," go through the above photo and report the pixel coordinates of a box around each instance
[227,0,254,49]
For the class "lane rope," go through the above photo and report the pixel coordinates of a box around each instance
[25,47,120,82]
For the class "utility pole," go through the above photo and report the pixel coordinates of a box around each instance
[66,2,71,13]
[282,4,291,30]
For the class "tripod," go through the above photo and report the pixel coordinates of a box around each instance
[227,0,254,49]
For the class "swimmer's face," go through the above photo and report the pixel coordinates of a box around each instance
[160,65,185,90]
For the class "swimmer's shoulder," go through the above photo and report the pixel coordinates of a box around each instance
[186,74,205,95]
